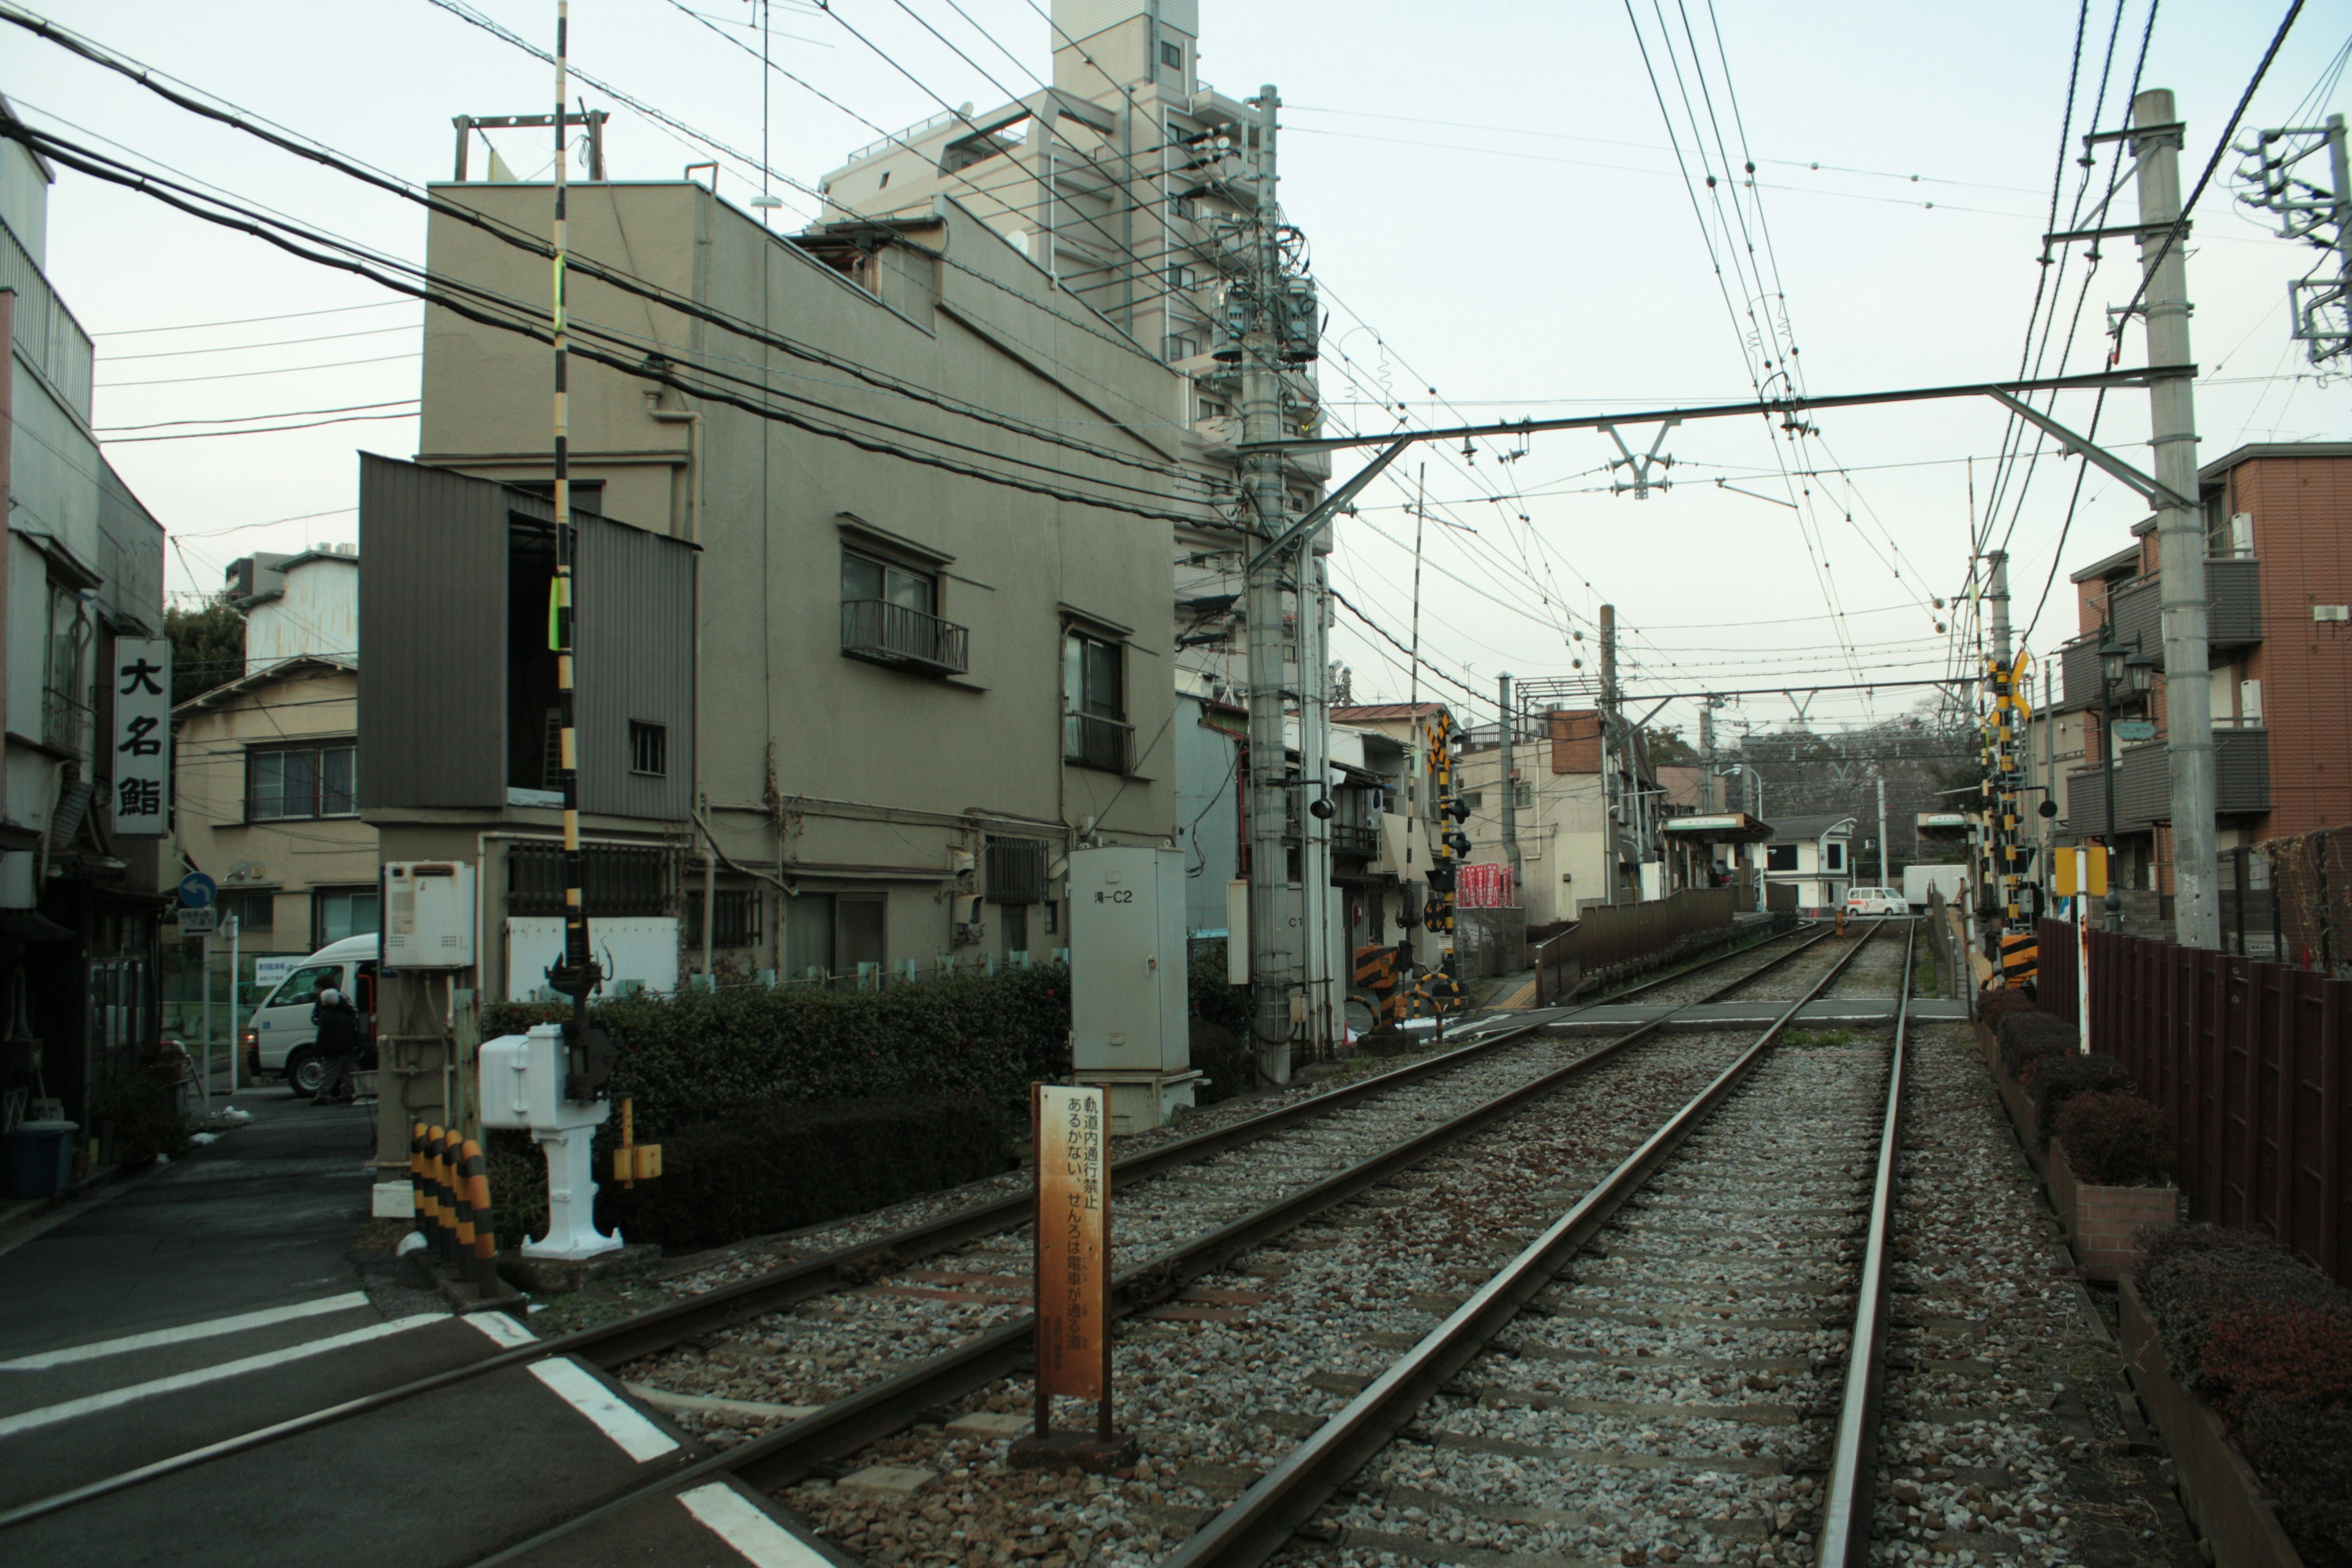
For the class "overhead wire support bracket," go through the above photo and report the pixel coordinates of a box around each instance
[1983,390,2196,511]
[2044,220,2191,245]
[1600,418,1679,499]
[1245,434,1410,571]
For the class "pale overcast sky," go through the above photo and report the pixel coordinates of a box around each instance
[6,0,2346,740]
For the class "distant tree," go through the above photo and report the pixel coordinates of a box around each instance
[1642,723,1697,766]
[164,595,246,707]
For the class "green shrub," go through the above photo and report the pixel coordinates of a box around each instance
[1187,946,1254,1106]
[1997,1010,2076,1080]
[1978,986,2038,1022]
[601,1096,1011,1252]
[481,963,1071,1144]
[2136,1227,2352,1567]
[1188,1020,1252,1106]
[2030,1051,2131,1139]
[2054,1090,2170,1186]
[89,1059,192,1166]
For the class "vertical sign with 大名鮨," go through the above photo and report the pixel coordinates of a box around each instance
[1020,1082,1128,1466]
[110,638,171,836]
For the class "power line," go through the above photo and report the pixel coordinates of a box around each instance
[91,298,418,336]
[96,322,418,363]
[105,409,418,443]
[96,399,418,433]
[96,350,420,388]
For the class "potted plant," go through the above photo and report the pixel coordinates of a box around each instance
[2125,1226,2352,1568]
[2046,1088,2176,1280]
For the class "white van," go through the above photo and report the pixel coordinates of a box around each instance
[240,934,379,1096]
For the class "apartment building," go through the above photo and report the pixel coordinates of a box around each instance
[1449,707,1667,926]
[1,117,167,1136]
[357,170,1190,1157]
[2044,440,2352,937]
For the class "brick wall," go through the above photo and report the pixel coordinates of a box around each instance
[2229,454,2352,839]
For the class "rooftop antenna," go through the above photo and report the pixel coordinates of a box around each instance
[751,0,783,219]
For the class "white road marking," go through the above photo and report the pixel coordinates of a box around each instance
[527,1357,679,1462]
[679,1483,837,1568]
[0,1314,444,1439]
[0,1292,373,1371]
[463,1311,539,1350]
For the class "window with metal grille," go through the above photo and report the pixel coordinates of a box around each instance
[684,888,763,949]
[1063,629,1129,773]
[216,888,275,933]
[506,843,677,916]
[987,837,1050,903]
[629,721,667,777]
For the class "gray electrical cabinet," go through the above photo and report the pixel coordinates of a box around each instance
[1068,846,1200,1132]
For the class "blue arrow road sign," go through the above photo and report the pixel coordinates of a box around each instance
[178,872,217,910]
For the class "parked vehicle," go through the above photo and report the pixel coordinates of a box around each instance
[1903,863,1967,909]
[1842,886,1909,917]
[240,934,379,1096]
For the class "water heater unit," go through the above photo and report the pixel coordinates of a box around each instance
[383,861,477,970]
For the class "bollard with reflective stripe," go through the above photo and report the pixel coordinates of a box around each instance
[461,1139,500,1295]
[1999,932,2038,986]
[411,1123,433,1243]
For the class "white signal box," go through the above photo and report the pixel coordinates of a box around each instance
[1068,846,1200,1133]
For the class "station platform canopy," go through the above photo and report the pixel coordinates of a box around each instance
[1662,812,1774,845]
[1915,811,1973,840]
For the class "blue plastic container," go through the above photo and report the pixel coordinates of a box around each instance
[2,1120,77,1199]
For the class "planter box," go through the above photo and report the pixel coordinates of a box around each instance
[2119,1276,2305,1568]
[2048,1143,2177,1281]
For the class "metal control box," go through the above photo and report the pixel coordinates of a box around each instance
[383,861,477,970]
[1069,848,1199,1131]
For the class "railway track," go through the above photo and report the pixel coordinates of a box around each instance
[0,918,1830,1540]
[447,921,1904,1568]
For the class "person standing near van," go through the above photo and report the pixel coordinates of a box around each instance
[311,983,361,1105]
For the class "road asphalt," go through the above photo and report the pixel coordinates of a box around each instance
[0,1086,840,1567]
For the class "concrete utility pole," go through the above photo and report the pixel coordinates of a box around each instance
[1498,673,1522,892]
[1240,83,1297,1083]
[1298,556,1334,1059]
[1698,699,1717,813]
[1599,604,1619,906]
[1876,774,1888,886]
[2134,88,2221,949]
[1986,549,2011,663]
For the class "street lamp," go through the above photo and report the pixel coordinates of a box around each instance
[1715,763,1765,820]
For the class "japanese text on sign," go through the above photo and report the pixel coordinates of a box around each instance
[110,638,172,838]
[1033,1084,1109,1400]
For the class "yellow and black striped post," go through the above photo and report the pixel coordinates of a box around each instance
[460,1139,499,1294]
[409,1121,431,1243]
[2000,930,2038,989]
[428,1125,454,1264]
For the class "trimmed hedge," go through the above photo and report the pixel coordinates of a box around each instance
[1996,1010,2076,1080]
[1978,986,2038,1023]
[2136,1225,2352,1567]
[2030,1051,2131,1138]
[483,963,1072,1142]
[601,1096,1011,1252]
[2054,1090,2169,1186]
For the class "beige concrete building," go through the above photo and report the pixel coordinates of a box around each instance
[355,170,1194,1170]
[172,655,373,956]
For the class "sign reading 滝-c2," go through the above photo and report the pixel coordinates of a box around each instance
[110,638,172,837]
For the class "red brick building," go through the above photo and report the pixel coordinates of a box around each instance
[2049,441,2352,943]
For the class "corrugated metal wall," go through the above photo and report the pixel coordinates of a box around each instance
[576,509,694,821]
[358,453,508,810]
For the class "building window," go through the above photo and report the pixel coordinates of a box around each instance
[1825,842,1845,872]
[1160,40,1182,69]
[987,837,1050,903]
[506,843,678,916]
[1063,628,1129,772]
[217,888,275,933]
[246,744,356,821]
[783,892,885,987]
[630,721,667,777]
[312,886,380,949]
[878,169,891,189]
[840,546,966,674]
[1167,263,1193,292]
[1766,843,1798,872]
[1458,791,1485,811]
[685,888,764,949]
[1513,782,1534,809]
[1164,333,1199,361]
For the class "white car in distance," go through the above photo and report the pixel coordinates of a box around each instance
[1841,886,1908,917]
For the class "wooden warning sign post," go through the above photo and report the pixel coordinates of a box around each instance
[1010,1083,1134,1471]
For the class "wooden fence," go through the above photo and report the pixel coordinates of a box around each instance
[1533,887,1737,1005]
[2036,919,2351,1287]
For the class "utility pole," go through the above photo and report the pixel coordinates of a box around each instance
[548,1,602,1039]
[1599,603,1619,907]
[1498,673,1521,894]
[2134,88,2220,949]
[1298,555,1333,1060]
[1240,83,1296,1084]
[1698,699,1717,812]
[1876,774,1888,887]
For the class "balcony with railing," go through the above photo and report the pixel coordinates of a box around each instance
[2059,557,2264,707]
[40,687,91,760]
[840,599,968,676]
[1332,822,1381,858]
[2064,726,2271,835]
[1064,710,1131,774]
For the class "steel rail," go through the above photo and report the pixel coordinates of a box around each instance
[453,924,1863,1567]
[1814,921,1915,1567]
[1157,921,1894,1568]
[0,921,1825,1534]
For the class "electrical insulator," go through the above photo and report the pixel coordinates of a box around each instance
[1277,274,1319,363]
[1215,276,1255,362]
